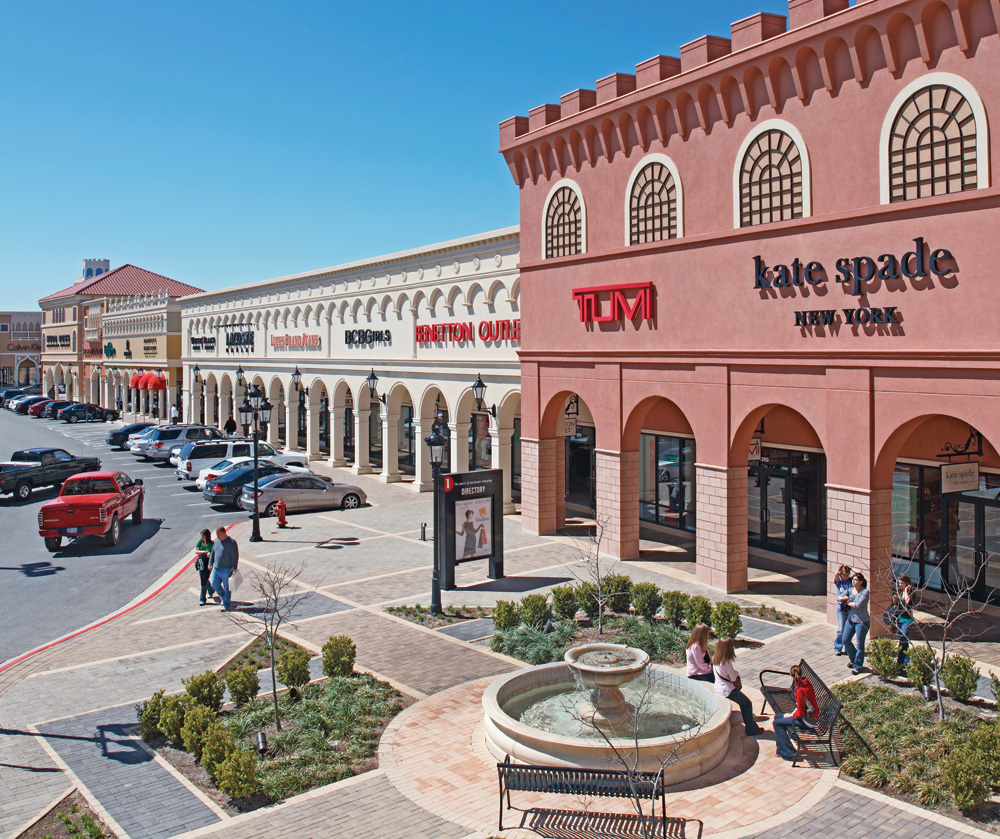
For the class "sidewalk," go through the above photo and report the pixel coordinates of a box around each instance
[1,467,995,839]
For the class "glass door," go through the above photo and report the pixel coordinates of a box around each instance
[749,457,789,554]
[944,493,1000,602]
[565,425,596,511]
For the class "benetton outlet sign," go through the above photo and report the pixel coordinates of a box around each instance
[415,319,520,345]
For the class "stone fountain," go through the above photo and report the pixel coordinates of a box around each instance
[564,643,650,727]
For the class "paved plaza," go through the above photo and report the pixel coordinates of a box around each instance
[1,467,996,839]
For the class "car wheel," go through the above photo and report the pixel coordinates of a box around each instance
[15,483,31,501]
[341,493,361,510]
[44,536,62,552]
[264,501,279,517]
[132,499,143,525]
[104,514,120,547]
[68,415,78,424]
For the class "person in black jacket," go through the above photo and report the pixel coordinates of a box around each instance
[223,415,238,435]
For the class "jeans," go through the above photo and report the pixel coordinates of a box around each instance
[725,688,762,735]
[773,713,809,758]
[688,672,715,684]
[198,565,216,603]
[834,608,849,652]
[897,619,913,669]
[210,567,233,609]
[843,620,870,669]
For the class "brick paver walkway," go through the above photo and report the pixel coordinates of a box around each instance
[1,465,997,839]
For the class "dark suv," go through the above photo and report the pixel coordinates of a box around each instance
[57,403,119,423]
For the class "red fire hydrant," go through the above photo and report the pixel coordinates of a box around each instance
[275,498,288,528]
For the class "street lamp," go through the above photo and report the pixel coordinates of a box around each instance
[471,373,497,419]
[239,383,273,542]
[425,419,447,616]
[366,369,379,400]
[236,365,245,387]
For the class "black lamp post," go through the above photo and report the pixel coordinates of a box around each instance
[425,419,447,616]
[471,372,497,418]
[239,383,273,543]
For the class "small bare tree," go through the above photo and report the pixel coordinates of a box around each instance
[224,562,314,730]
[875,543,992,721]
[565,516,627,635]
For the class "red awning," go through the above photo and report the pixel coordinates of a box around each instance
[129,373,142,388]
[138,372,156,390]
[151,375,167,391]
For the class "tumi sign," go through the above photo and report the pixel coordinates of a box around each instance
[572,282,654,323]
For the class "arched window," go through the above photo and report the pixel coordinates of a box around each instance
[544,185,582,258]
[738,128,803,227]
[629,161,678,244]
[888,84,977,202]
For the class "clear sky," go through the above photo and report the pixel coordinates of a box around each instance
[0,0,788,310]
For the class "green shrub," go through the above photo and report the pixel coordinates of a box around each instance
[158,694,192,743]
[215,747,259,799]
[906,645,937,689]
[942,654,980,702]
[942,744,992,809]
[321,635,356,678]
[492,600,521,631]
[968,722,1000,786]
[630,582,661,621]
[180,703,217,760]
[685,595,713,629]
[276,647,312,688]
[550,585,578,621]
[603,574,633,613]
[135,689,165,741]
[615,616,686,661]
[200,723,236,779]
[866,638,901,680]
[519,593,552,628]
[661,591,689,627]
[991,672,1000,706]
[710,601,742,639]
[490,622,576,665]
[575,582,601,622]
[226,665,260,707]
[183,671,224,713]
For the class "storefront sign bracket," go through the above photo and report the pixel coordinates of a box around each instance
[937,426,983,461]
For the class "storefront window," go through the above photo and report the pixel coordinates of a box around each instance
[639,433,696,531]
[319,396,330,454]
[565,425,596,511]
[748,448,825,562]
[398,405,414,472]
[470,413,492,470]
[344,406,355,460]
[511,417,521,498]
[892,464,944,590]
[369,402,382,468]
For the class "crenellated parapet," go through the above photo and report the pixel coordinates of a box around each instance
[498,0,999,186]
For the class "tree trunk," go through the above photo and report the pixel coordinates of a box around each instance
[269,637,281,730]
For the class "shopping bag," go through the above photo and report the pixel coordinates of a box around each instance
[230,568,243,594]
[479,527,487,547]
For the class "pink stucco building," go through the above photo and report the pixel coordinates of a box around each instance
[499,0,1000,625]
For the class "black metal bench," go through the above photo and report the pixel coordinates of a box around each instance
[497,755,667,833]
[758,658,871,767]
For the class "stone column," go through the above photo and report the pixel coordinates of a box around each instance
[827,486,893,634]
[520,437,565,535]
[695,464,749,592]
[594,450,640,560]
[451,420,471,473]
[492,426,515,514]
[266,404,281,447]
[284,398,299,451]
[329,404,346,466]
[380,411,401,482]
[306,399,321,460]
[411,413,436,493]
[352,408,372,474]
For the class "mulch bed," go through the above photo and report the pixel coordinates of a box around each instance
[17,790,113,839]
[384,604,491,629]
[216,633,308,677]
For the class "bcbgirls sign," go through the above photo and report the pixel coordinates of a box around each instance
[345,329,390,347]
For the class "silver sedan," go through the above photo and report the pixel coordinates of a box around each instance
[239,473,366,517]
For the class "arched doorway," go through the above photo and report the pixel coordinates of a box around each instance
[18,359,37,386]
[306,379,329,459]
[385,382,415,479]
[268,378,285,449]
[204,374,219,427]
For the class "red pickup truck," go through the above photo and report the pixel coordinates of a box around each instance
[38,471,145,552]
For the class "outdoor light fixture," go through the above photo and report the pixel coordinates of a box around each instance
[256,731,268,754]
[366,368,379,400]
[242,384,273,543]
[193,364,202,382]
[236,365,245,387]
[471,373,497,419]
[424,418,447,616]
[291,366,302,390]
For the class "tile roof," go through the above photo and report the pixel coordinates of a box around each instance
[38,264,204,303]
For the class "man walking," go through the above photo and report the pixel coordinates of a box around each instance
[209,526,239,611]
[171,404,179,423]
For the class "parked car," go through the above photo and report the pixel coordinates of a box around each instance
[37,471,144,551]
[240,473,365,516]
[0,388,29,407]
[41,400,75,419]
[202,464,290,507]
[0,447,103,501]
[106,422,154,450]
[57,403,118,423]
[125,427,157,450]
[196,457,311,490]
[168,444,185,466]
[176,438,307,481]
[133,426,222,461]
[26,400,54,417]
[13,396,49,414]
[7,394,39,411]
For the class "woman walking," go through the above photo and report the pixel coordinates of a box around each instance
[195,528,215,606]
[833,564,853,655]
[713,638,762,736]
[685,623,714,683]
[842,572,871,675]
[894,574,916,669]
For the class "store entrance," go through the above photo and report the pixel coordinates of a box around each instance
[748,448,826,562]
[565,425,596,512]
[944,491,1000,602]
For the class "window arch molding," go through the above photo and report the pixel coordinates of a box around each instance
[731,119,812,229]
[541,178,586,259]
[624,153,685,244]
[879,72,990,205]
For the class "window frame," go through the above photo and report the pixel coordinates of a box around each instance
[732,119,811,229]
[624,154,684,244]
[541,178,586,259]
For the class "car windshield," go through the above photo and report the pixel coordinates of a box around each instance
[62,478,117,496]
[211,459,234,471]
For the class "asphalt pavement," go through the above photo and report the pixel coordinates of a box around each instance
[0,411,247,665]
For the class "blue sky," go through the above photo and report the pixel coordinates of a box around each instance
[0,0,788,309]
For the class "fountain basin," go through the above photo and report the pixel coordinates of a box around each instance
[564,643,651,728]
[483,662,731,779]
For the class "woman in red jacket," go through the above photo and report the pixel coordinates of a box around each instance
[773,664,819,760]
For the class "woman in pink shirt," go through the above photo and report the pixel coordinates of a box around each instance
[712,638,762,736]
[685,623,714,684]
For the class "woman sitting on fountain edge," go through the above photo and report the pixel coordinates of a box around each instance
[712,638,762,736]
[685,624,715,683]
